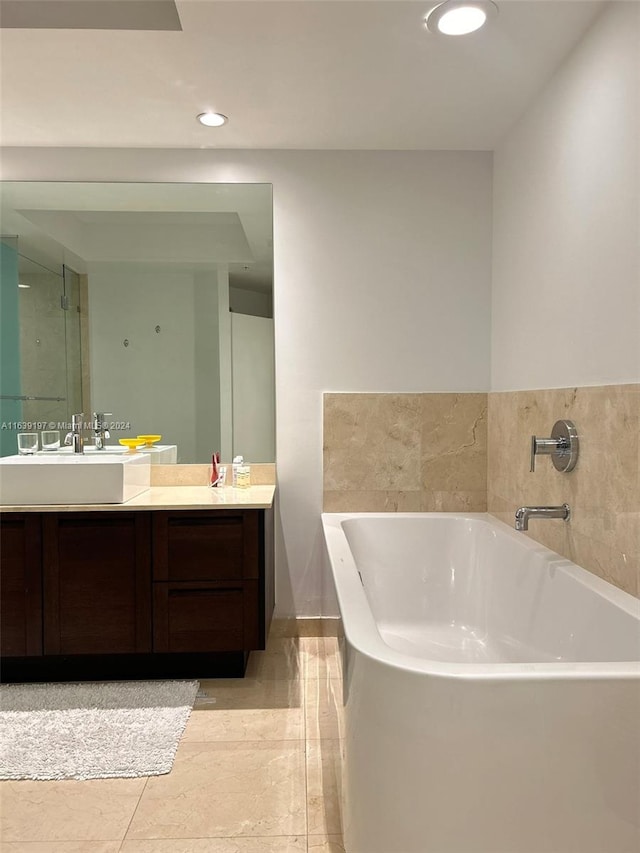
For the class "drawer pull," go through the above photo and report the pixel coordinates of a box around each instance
[60,517,131,530]
[168,517,241,528]
[168,587,241,597]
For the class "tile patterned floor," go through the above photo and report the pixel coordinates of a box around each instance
[0,635,346,853]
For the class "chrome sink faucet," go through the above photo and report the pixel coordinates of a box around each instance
[64,413,85,454]
[92,412,112,450]
[515,504,570,531]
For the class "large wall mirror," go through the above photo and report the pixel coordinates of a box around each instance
[0,182,275,463]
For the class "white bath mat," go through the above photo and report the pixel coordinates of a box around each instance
[0,679,198,781]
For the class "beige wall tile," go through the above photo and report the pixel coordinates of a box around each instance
[323,490,422,512]
[323,392,488,512]
[488,384,639,597]
[421,490,487,512]
[150,465,209,486]
[420,393,487,491]
[150,463,276,487]
[324,394,422,491]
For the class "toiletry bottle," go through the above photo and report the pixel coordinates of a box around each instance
[216,465,227,487]
[232,455,243,487]
[236,462,251,488]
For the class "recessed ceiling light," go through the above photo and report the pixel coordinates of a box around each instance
[18,283,30,289]
[425,1,497,36]
[197,112,228,127]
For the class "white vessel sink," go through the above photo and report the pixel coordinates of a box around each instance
[0,453,151,505]
[48,444,178,463]
[52,446,128,454]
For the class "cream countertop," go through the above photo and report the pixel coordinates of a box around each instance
[0,485,276,513]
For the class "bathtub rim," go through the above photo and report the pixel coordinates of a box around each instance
[322,511,640,682]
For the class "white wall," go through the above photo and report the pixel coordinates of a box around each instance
[492,1,640,391]
[1,149,493,615]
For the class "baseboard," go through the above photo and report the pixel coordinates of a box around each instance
[269,617,343,638]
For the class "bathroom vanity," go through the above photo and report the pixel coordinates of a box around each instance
[0,486,275,681]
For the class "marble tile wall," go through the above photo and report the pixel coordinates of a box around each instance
[323,393,487,512]
[150,462,276,486]
[488,384,639,597]
[323,387,639,598]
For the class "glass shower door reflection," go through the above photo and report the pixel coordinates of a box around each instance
[0,254,84,456]
[62,265,84,421]
[18,255,68,438]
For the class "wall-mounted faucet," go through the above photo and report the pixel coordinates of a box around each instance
[64,413,85,454]
[92,412,112,450]
[515,504,571,532]
[530,419,579,473]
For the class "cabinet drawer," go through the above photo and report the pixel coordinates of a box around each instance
[152,511,259,582]
[153,582,246,653]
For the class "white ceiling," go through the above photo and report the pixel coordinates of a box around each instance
[0,0,604,150]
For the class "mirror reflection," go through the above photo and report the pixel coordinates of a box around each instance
[0,182,274,463]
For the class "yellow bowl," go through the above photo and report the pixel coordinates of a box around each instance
[137,434,162,447]
[119,438,146,452]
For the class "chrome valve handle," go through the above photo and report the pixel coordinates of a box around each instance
[530,420,578,473]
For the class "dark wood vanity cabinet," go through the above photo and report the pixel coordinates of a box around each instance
[0,514,42,658]
[0,506,273,680]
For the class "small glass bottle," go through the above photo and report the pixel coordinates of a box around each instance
[236,464,251,488]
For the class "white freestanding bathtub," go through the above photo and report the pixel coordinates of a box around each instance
[321,513,640,853]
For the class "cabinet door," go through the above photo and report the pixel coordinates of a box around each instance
[153,510,259,582]
[0,514,42,657]
[43,512,152,656]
